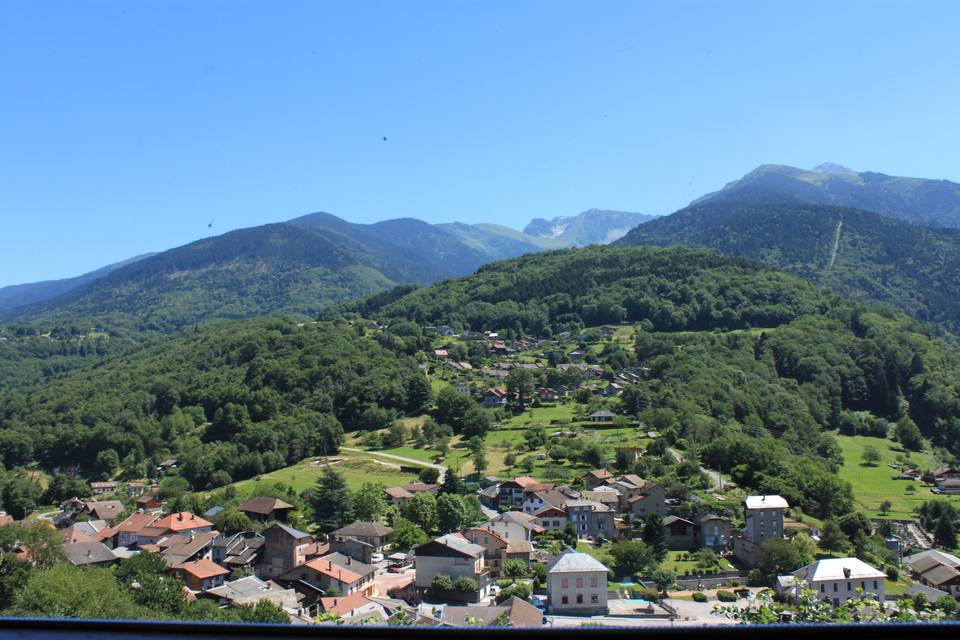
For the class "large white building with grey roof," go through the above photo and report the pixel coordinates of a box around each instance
[778,557,886,607]
[546,548,609,615]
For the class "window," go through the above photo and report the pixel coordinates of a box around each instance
[873,580,879,589]
[576,593,583,604]
[847,582,852,591]
[575,577,583,587]
[820,584,825,593]
[833,583,838,592]
[561,595,568,605]
[591,594,599,603]
[561,577,569,588]
[861,581,865,590]
[591,576,599,587]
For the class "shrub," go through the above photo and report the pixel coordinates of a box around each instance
[717,590,736,602]
[453,576,478,592]
[692,592,708,603]
[638,587,660,602]
[431,574,453,591]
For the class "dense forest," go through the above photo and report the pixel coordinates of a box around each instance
[0,318,429,495]
[616,202,960,334]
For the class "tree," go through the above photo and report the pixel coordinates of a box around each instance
[819,521,849,552]
[234,599,290,623]
[935,516,957,548]
[453,576,478,592]
[757,537,806,584]
[352,482,387,522]
[651,567,676,593]
[11,564,145,619]
[114,552,187,617]
[861,446,881,466]
[213,508,255,536]
[879,499,893,515]
[503,559,528,579]
[0,522,64,569]
[437,494,468,533]
[506,369,535,411]
[609,540,654,576]
[95,448,120,479]
[311,468,354,533]
[419,467,440,484]
[790,532,816,566]
[895,417,924,451]
[0,554,31,610]
[390,518,427,552]
[439,468,464,495]
[403,492,438,533]
[524,427,547,450]
[641,513,667,559]
[561,523,578,548]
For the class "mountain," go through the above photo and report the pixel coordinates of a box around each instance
[437,222,566,258]
[691,163,960,228]
[522,209,656,245]
[615,202,960,334]
[0,253,155,316]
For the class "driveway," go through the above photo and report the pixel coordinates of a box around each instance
[668,448,724,491]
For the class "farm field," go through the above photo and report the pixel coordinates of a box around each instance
[834,434,958,518]
[224,454,419,494]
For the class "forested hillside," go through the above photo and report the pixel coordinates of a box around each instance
[615,203,960,334]
[0,318,428,499]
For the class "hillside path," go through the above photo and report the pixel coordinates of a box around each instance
[668,447,724,491]
[827,220,844,269]
[341,447,447,482]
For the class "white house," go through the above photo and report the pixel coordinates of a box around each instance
[546,549,609,615]
[413,534,490,598]
[778,557,886,608]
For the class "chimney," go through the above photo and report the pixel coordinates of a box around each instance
[347,557,352,565]
[178,513,184,521]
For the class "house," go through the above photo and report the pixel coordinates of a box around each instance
[114,512,162,548]
[153,512,215,537]
[464,527,531,576]
[203,575,299,612]
[587,411,615,424]
[402,482,439,495]
[482,388,509,409]
[938,478,960,495]
[280,553,375,597]
[905,549,960,577]
[172,558,230,592]
[455,383,471,395]
[259,523,315,579]
[742,495,787,545]
[331,521,393,551]
[237,496,296,523]
[497,476,545,508]
[532,506,568,532]
[565,500,617,541]
[89,481,118,495]
[426,596,543,628]
[663,516,699,550]
[780,558,886,607]
[919,564,960,597]
[384,486,414,509]
[160,530,221,565]
[484,511,544,542]
[584,469,613,491]
[699,514,733,551]
[84,500,125,522]
[126,483,146,498]
[546,549,609,615]
[212,531,265,572]
[522,489,572,515]
[136,493,164,511]
[317,592,391,624]
[624,482,666,519]
[536,388,562,403]
[413,534,490,599]
[63,541,117,568]
[158,458,178,471]
[62,520,108,544]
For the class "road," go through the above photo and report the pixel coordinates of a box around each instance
[341,447,447,482]
[668,448,724,491]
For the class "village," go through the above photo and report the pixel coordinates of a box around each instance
[2,322,957,626]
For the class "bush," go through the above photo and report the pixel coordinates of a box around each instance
[453,576,478,592]
[638,587,660,601]
[717,590,736,602]
[431,574,453,591]
[692,592,708,603]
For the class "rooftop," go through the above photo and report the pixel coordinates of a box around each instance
[547,548,609,574]
[745,495,789,510]
[793,557,886,582]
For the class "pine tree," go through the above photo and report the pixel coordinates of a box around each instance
[935,516,957,549]
[311,468,354,533]
[439,468,463,495]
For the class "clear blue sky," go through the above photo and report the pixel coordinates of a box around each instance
[2,0,959,287]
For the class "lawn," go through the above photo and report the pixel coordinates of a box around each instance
[576,540,614,567]
[834,434,958,518]
[661,550,736,576]
[226,455,418,494]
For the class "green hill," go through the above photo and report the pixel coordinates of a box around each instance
[615,202,960,334]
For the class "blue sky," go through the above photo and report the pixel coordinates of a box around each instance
[2,1,959,286]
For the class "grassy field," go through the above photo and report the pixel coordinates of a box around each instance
[661,550,736,576]
[835,434,958,518]
[226,455,419,494]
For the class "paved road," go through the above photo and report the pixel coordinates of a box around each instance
[668,448,724,491]
[341,447,447,482]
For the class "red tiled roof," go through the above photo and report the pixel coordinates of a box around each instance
[175,558,230,580]
[305,557,362,585]
[115,512,159,533]
[320,592,372,615]
[153,512,213,533]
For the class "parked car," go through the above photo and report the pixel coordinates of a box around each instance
[371,552,384,562]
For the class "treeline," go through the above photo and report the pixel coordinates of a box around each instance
[344,246,831,336]
[0,318,427,490]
